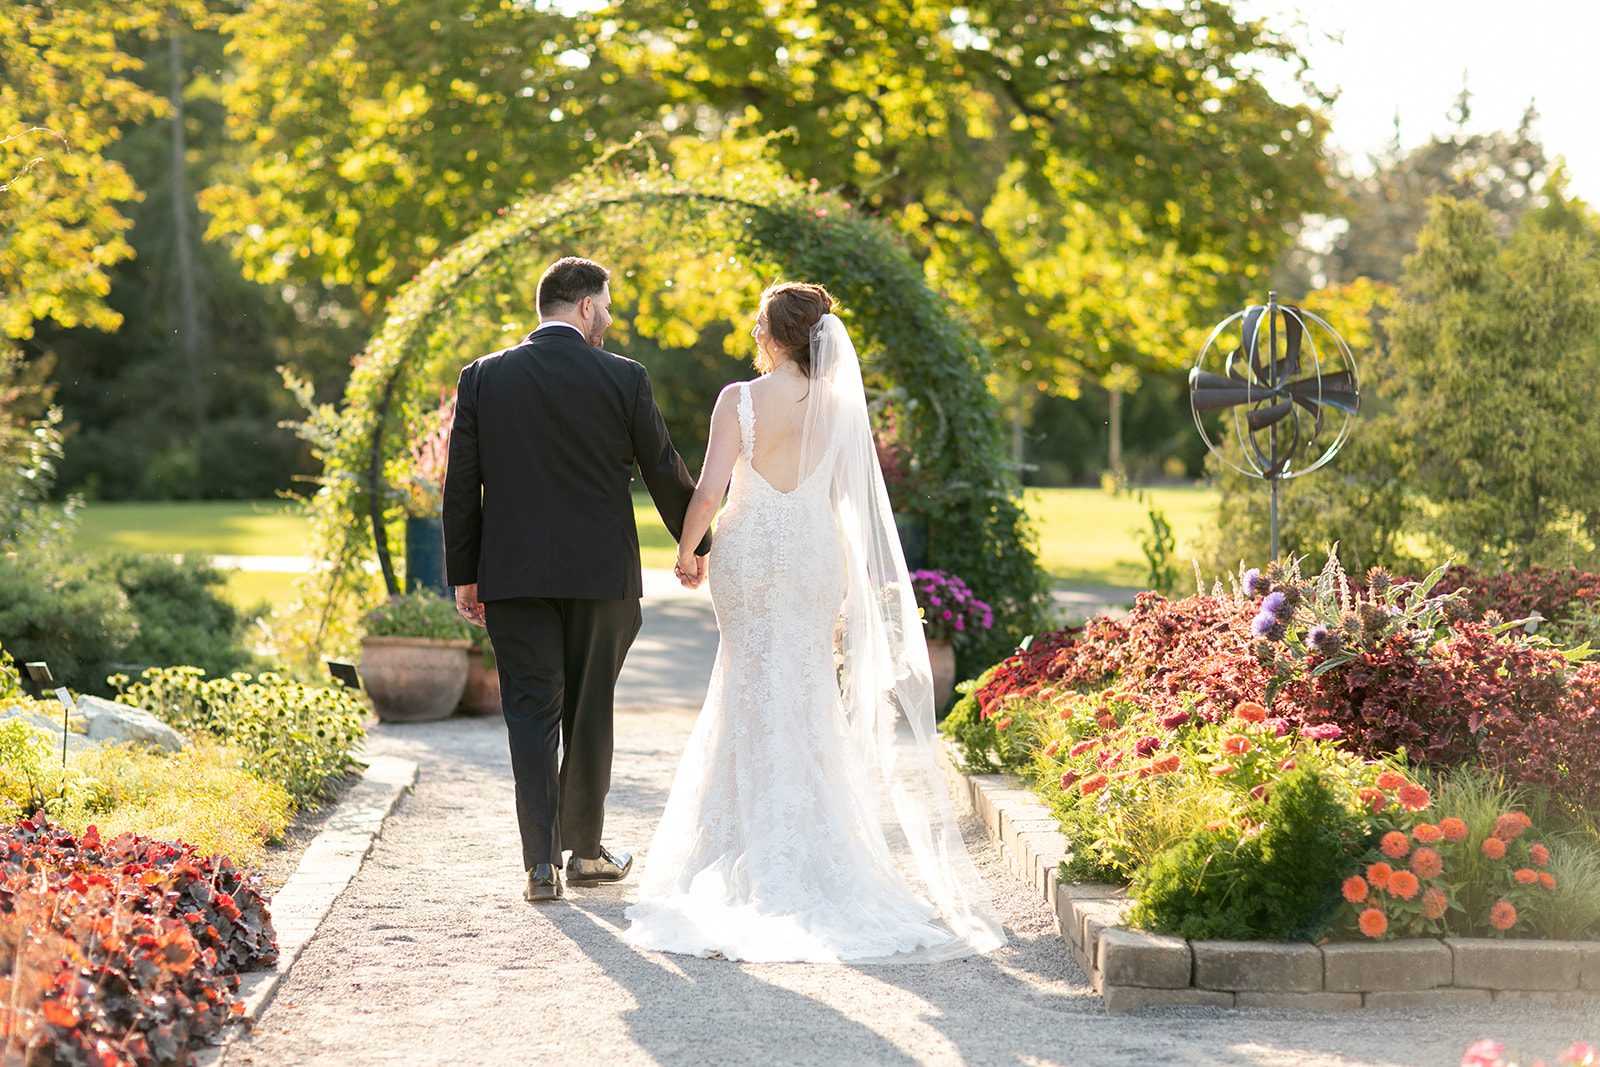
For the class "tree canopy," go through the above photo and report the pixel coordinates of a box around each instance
[203,0,1330,390]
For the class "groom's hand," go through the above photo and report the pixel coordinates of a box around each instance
[455,583,487,627]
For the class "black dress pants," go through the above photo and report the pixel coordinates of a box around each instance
[483,596,642,870]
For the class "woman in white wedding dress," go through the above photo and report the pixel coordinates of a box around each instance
[621,283,1005,963]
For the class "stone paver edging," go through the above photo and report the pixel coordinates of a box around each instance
[937,744,1600,1013]
[198,754,419,1063]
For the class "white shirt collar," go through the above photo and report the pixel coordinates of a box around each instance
[533,321,584,337]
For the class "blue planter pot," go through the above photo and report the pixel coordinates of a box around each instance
[404,516,450,596]
[894,511,929,571]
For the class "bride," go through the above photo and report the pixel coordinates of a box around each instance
[621,282,1005,963]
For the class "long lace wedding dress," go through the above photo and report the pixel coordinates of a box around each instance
[621,315,1004,964]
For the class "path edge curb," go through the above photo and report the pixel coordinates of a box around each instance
[199,753,419,1063]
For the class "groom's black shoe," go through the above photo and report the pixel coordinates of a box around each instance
[523,863,563,902]
[566,846,633,885]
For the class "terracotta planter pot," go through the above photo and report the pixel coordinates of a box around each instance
[927,638,957,716]
[457,647,501,716]
[359,636,471,723]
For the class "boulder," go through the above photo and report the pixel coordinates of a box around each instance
[75,695,184,753]
[0,704,98,755]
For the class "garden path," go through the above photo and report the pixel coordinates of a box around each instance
[227,581,1594,1067]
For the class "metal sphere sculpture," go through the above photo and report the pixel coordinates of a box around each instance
[1189,292,1360,559]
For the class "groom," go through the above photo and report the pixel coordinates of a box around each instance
[443,256,709,903]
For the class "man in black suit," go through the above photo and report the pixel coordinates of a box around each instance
[443,256,709,903]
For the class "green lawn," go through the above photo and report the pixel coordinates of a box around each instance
[72,500,310,558]
[1024,486,1218,590]
[68,487,1221,610]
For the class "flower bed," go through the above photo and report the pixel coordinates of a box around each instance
[941,556,1600,946]
[0,816,277,1064]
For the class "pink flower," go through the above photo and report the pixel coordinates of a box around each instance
[1299,723,1344,741]
[1462,1039,1506,1067]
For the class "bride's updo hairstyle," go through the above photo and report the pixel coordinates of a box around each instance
[756,282,834,375]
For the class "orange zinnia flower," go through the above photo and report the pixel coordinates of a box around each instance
[1069,739,1097,757]
[1530,843,1550,867]
[1375,771,1406,791]
[1358,908,1388,938]
[995,716,1013,731]
[1538,872,1556,890]
[1079,773,1109,796]
[1387,870,1420,900]
[1481,837,1507,861]
[1489,901,1518,931]
[1493,812,1529,841]
[1440,817,1468,843]
[1233,701,1268,723]
[1396,784,1432,812]
[1357,788,1387,813]
[1341,876,1369,903]
[1380,831,1411,859]
[1210,763,1237,776]
[1150,755,1181,776]
[1222,735,1252,756]
[1042,740,1061,759]
[1366,862,1394,889]
[1412,823,1443,844]
[1514,868,1538,885]
[1422,887,1449,920]
[1409,847,1444,880]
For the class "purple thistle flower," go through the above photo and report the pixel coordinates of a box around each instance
[1243,567,1268,597]
[1251,610,1278,639]
[1262,591,1291,619]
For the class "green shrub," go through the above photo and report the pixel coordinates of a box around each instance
[361,591,473,641]
[939,671,1004,773]
[0,549,137,695]
[88,553,259,677]
[115,667,366,805]
[1128,768,1364,941]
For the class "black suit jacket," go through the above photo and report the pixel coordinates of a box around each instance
[442,326,709,601]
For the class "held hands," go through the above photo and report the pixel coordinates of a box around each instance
[674,551,707,589]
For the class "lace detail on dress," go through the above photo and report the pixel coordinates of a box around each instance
[622,380,954,964]
[735,382,755,460]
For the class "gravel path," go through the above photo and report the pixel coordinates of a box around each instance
[228,579,1596,1067]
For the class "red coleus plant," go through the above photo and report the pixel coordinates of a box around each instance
[957,565,1600,805]
[0,816,277,1066]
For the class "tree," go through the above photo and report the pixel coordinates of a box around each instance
[1277,95,1553,294]
[0,2,163,338]
[203,0,1330,389]
[28,2,369,499]
[1388,197,1600,569]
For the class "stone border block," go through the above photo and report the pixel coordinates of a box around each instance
[1322,941,1452,993]
[1448,939,1582,991]
[1363,989,1493,1009]
[1579,942,1600,991]
[1104,985,1234,1014]
[1236,992,1362,1012]
[1097,927,1192,989]
[1193,940,1322,994]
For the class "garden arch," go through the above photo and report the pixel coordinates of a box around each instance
[296,163,1046,667]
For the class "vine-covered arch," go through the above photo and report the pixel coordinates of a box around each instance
[291,162,1046,669]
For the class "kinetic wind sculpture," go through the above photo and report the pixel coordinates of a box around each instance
[1189,293,1361,559]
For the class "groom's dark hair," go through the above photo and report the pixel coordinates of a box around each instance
[537,257,610,314]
